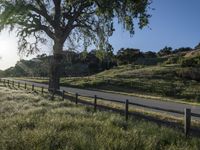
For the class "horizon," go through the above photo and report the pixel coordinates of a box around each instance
[0,0,200,70]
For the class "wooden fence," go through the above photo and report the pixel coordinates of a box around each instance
[1,78,200,137]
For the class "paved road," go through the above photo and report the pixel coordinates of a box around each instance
[5,78,200,120]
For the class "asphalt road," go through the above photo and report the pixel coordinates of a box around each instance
[5,79,200,120]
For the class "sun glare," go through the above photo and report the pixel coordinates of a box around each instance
[0,31,19,70]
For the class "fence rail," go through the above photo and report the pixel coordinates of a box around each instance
[1,78,200,137]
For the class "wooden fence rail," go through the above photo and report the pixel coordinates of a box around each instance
[1,78,200,137]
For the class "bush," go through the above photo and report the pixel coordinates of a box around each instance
[181,56,200,67]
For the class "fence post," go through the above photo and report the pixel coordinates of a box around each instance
[12,81,14,87]
[8,80,10,86]
[184,108,191,137]
[62,90,65,101]
[18,82,20,88]
[51,92,55,100]
[41,87,44,94]
[107,79,110,84]
[94,95,97,111]
[75,93,78,104]
[25,83,27,89]
[125,99,129,121]
[32,84,34,91]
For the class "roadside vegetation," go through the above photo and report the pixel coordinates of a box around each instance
[0,85,200,149]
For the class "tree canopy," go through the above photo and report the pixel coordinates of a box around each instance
[117,48,143,64]
[158,46,173,57]
[0,0,151,55]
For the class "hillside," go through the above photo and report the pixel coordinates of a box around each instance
[184,49,200,58]
[0,85,200,149]
[15,64,200,104]
[66,64,200,102]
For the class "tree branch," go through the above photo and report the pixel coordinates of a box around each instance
[53,0,61,26]
[28,2,55,29]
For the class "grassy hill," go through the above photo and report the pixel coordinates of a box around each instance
[0,85,200,149]
[65,64,200,103]
[16,64,200,104]
[184,49,200,58]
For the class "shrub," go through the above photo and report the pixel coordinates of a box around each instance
[181,56,200,67]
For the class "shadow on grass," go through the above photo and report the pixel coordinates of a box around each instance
[3,84,200,138]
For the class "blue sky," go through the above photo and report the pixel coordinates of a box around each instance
[110,0,200,52]
[0,0,200,70]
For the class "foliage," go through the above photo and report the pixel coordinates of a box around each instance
[144,51,157,58]
[116,48,143,64]
[158,46,173,57]
[0,0,151,55]
[173,47,192,54]
[4,57,50,77]
[3,50,117,77]
[181,56,200,67]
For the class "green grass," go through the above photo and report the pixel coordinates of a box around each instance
[0,85,200,149]
[14,64,200,104]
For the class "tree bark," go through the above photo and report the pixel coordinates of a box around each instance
[48,40,64,92]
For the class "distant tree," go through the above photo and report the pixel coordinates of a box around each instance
[80,49,88,63]
[158,46,173,56]
[144,51,157,58]
[173,47,192,54]
[95,49,106,63]
[63,51,78,64]
[86,51,100,73]
[104,44,115,69]
[0,0,151,91]
[117,48,143,64]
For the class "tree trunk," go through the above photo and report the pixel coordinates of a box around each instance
[48,40,64,92]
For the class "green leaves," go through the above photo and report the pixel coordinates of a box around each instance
[0,0,151,55]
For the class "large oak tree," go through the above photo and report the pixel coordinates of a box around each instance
[0,0,151,91]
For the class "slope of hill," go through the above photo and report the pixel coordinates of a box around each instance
[184,49,200,58]
[16,64,200,104]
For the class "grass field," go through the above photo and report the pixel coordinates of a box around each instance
[1,85,200,149]
[14,64,200,104]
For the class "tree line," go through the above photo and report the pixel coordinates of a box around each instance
[1,45,197,78]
